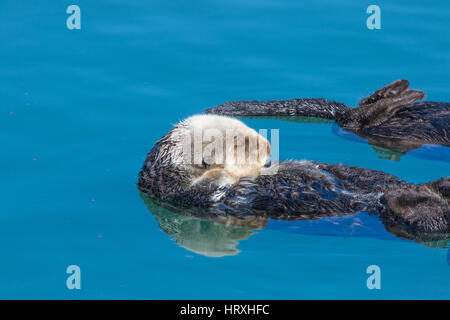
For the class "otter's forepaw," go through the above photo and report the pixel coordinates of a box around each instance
[192,169,237,188]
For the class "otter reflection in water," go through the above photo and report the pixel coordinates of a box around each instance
[141,193,448,256]
[141,193,267,257]
[138,114,449,240]
[205,80,450,155]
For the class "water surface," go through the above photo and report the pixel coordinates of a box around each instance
[0,0,449,299]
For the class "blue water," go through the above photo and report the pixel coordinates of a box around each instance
[1,0,449,299]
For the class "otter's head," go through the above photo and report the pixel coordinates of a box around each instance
[165,115,271,186]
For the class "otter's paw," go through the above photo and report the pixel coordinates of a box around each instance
[425,177,450,202]
[359,79,410,106]
[343,80,426,129]
[381,184,449,234]
[192,168,237,187]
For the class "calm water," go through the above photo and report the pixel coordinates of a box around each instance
[1,0,449,299]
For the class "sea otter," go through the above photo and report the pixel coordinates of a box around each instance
[204,80,450,154]
[138,114,449,241]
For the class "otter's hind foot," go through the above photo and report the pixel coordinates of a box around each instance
[359,79,410,106]
[340,79,425,129]
[380,178,450,234]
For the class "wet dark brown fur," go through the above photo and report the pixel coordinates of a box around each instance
[138,139,449,241]
[138,80,449,242]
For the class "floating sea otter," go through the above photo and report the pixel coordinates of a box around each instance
[205,80,450,154]
[138,113,449,241]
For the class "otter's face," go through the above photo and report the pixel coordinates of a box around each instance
[172,115,271,184]
[221,125,271,179]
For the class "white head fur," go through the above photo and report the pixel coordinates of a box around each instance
[166,115,271,186]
